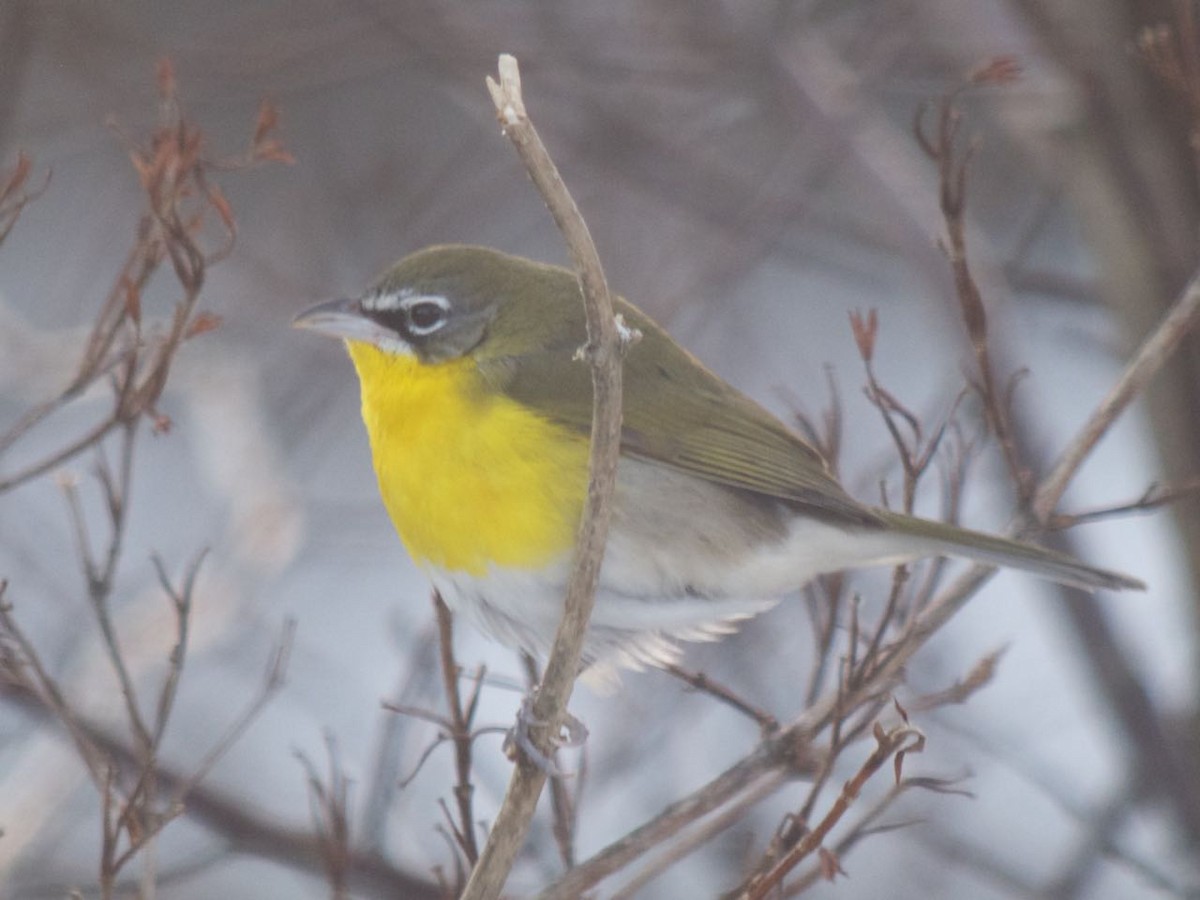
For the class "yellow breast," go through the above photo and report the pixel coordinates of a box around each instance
[346,341,590,575]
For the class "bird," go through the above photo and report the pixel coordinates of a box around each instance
[293,244,1143,677]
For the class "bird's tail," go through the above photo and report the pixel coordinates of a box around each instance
[871,510,1145,592]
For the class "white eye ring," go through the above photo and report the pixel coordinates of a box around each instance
[398,294,450,336]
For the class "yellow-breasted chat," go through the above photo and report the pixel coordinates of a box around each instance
[293,244,1143,675]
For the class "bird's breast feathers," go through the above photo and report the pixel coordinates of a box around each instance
[346,340,590,574]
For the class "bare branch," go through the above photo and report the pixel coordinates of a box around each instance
[1048,478,1200,529]
[171,617,295,799]
[917,66,1033,505]
[0,582,111,789]
[909,646,1007,712]
[739,721,925,899]
[434,592,480,867]
[297,731,353,900]
[0,151,49,246]
[1033,268,1200,522]
[662,664,780,734]
[461,53,629,900]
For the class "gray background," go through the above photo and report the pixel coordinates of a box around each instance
[0,2,1196,898]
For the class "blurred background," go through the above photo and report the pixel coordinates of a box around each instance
[0,1,1197,897]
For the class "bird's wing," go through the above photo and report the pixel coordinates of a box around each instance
[478,303,882,528]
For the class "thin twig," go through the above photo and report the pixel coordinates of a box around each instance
[663,664,780,734]
[610,775,783,900]
[1047,477,1200,529]
[434,592,480,866]
[0,583,110,789]
[297,731,353,900]
[149,550,206,747]
[1033,268,1200,522]
[740,721,924,899]
[909,646,1007,712]
[916,62,1033,505]
[170,618,295,799]
[804,579,842,707]
[780,776,967,896]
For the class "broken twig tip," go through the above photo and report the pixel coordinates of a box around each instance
[488,54,527,125]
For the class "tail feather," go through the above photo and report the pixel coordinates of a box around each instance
[873,510,1145,592]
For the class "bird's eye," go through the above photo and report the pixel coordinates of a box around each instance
[402,297,449,335]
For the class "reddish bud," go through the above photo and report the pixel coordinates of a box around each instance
[1,152,31,204]
[185,311,223,340]
[122,278,142,324]
[969,56,1022,86]
[206,182,235,232]
[156,58,177,102]
[819,846,847,881]
[849,309,878,362]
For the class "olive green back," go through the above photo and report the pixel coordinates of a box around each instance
[470,257,880,527]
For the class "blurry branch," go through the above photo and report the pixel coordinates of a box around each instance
[1138,2,1200,187]
[1047,477,1200,529]
[0,151,49,247]
[184,619,294,791]
[1032,267,1200,521]
[297,732,353,900]
[935,714,1200,898]
[848,307,972,650]
[360,626,441,854]
[663,663,779,734]
[0,581,109,783]
[850,309,964,516]
[148,552,201,747]
[922,52,1200,854]
[609,776,784,900]
[1023,256,1200,850]
[792,372,848,708]
[386,680,499,797]
[5,680,440,900]
[60,426,159,757]
[384,594,495,891]
[0,58,291,493]
[460,53,631,900]
[909,646,1007,713]
[1,583,294,897]
[737,713,925,900]
[0,60,293,898]
[1034,5,1200,521]
[782,774,972,897]
[435,594,483,868]
[916,56,1033,507]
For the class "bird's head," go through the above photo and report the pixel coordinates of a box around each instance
[293,244,584,364]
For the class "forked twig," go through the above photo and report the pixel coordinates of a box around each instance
[739,717,925,899]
